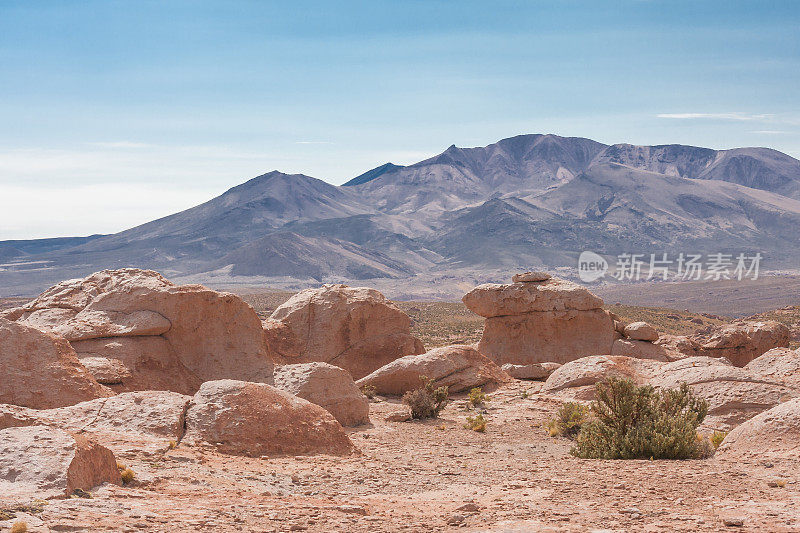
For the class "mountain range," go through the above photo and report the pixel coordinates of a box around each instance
[2,133,800,297]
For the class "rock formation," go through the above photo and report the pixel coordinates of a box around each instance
[501,362,561,380]
[716,398,800,462]
[4,269,274,394]
[267,284,424,379]
[691,320,791,366]
[0,426,121,500]
[182,380,354,457]
[462,275,615,365]
[542,356,662,400]
[0,318,110,409]
[356,345,512,396]
[274,362,370,426]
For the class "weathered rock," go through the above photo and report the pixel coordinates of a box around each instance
[0,318,110,409]
[183,380,353,456]
[463,277,616,365]
[501,362,561,380]
[268,284,424,379]
[0,426,121,499]
[462,278,604,318]
[655,334,701,358]
[356,345,512,396]
[0,391,191,455]
[274,363,369,426]
[9,269,273,394]
[691,320,791,367]
[745,348,800,389]
[623,321,659,342]
[78,356,131,384]
[651,357,795,429]
[716,398,800,462]
[611,339,675,362]
[542,356,662,400]
[512,271,551,283]
[262,318,301,363]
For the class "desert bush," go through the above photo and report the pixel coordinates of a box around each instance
[547,402,591,439]
[468,387,488,408]
[402,376,449,419]
[572,378,709,460]
[117,461,136,484]
[361,384,377,399]
[710,430,727,450]
[11,521,28,533]
[464,414,487,432]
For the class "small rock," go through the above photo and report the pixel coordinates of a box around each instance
[457,503,480,513]
[512,271,551,283]
[385,410,412,422]
[723,518,744,527]
[447,514,466,526]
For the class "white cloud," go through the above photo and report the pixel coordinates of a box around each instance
[750,130,792,135]
[657,113,774,121]
[88,141,153,149]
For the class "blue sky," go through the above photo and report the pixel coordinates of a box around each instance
[1,0,799,239]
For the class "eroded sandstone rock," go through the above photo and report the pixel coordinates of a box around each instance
[716,398,800,462]
[623,321,659,342]
[274,362,369,426]
[356,345,511,396]
[0,426,121,500]
[183,380,353,457]
[691,320,790,367]
[501,362,561,380]
[0,318,110,409]
[268,284,424,379]
[541,356,662,400]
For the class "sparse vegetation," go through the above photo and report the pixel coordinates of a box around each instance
[464,414,487,432]
[402,376,449,419]
[547,402,591,439]
[572,378,709,460]
[117,461,136,484]
[468,387,488,408]
[361,384,378,399]
[11,520,28,533]
[710,430,727,450]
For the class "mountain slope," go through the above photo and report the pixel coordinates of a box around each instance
[342,163,404,186]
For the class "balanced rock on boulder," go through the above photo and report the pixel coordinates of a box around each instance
[462,275,615,365]
[6,269,274,394]
[0,426,121,500]
[268,284,424,379]
[356,345,511,396]
[274,362,369,426]
[0,318,110,409]
[183,380,353,457]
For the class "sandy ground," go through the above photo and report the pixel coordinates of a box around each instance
[3,382,799,532]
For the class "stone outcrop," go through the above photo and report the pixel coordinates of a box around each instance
[7,269,274,394]
[501,362,561,380]
[183,380,353,457]
[542,356,662,400]
[0,426,121,500]
[691,320,791,367]
[745,348,800,388]
[356,345,512,396]
[274,363,370,426]
[610,339,674,362]
[268,284,424,379]
[623,321,659,342]
[716,398,800,462]
[0,318,110,409]
[462,275,615,365]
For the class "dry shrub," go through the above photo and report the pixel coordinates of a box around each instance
[547,402,590,439]
[361,384,378,399]
[710,430,727,450]
[468,387,488,408]
[11,521,28,533]
[117,461,136,484]
[402,376,449,419]
[572,378,709,460]
[464,414,487,432]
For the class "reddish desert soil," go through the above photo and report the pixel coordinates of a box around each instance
[5,382,799,532]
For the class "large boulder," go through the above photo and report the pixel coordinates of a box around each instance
[745,348,800,389]
[183,380,353,457]
[462,276,615,365]
[716,398,800,463]
[356,345,512,396]
[542,355,662,400]
[0,318,110,409]
[8,269,274,394]
[651,357,795,430]
[691,320,791,367]
[268,284,424,379]
[274,363,369,426]
[0,391,191,455]
[0,426,121,500]
[611,339,675,362]
[623,321,659,342]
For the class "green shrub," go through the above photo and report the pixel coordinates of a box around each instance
[547,402,591,439]
[572,378,709,460]
[710,430,727,450]
[402,376,449,419]
[464,414,487,432]
[468,387,489,408]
